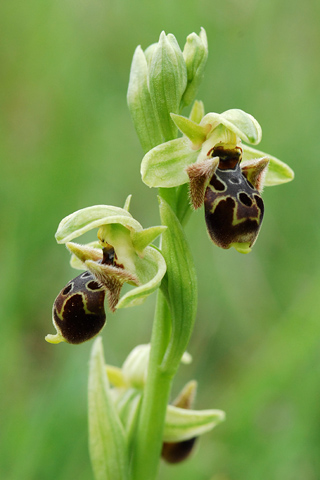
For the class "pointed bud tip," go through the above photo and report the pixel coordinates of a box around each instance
[159,31,167,42]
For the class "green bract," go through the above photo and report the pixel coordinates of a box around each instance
[89,338,129,480]
[159,197,197,375]
[55,199,167,310]
[141,106,294,188]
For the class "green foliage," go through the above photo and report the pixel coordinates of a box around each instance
[88,338,129,480]
[159,197,198,375]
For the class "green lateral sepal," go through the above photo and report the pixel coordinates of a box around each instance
[141,137,198,188]
[242,145,294,186]
[163,405,226,442]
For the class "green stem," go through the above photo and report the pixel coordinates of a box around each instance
[131,290,173,480]
[131,187,192,479]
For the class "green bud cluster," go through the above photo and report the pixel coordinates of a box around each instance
[127,29,208,153]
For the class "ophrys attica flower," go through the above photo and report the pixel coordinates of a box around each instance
[46,197,167,344]
[141,103,294,253]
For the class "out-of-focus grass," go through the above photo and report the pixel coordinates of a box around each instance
[1,0,320,479]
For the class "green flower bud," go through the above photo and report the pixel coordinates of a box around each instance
[127,46,163,153]
[121,344,150,389]
[181,28,208,108]
[148,32,187,141]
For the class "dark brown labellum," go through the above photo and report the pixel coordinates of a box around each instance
[162,437,197,464]
[52,272,106,344]
[204,146,264,249]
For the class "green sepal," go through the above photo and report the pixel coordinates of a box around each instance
[149,32,187,142]
[201,109,262,145]
[158,197,197,375]
[163,405,226,442]
[127,46,163,153]
[171,113,210,147]
[141,137,198,188]
[116,245,167,309]
[131,226,167,254]
[181,28,208,108]
[55,205,142,244]
[121,344,150,389]
[113,388,142,449]
[88,338,129,480]
[242,145,294,186]
[189,100,205,124]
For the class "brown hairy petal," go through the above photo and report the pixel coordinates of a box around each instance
[186,157,219,209]
[85,260,140,312]
[241,157,269,192]
[172,380,197,409]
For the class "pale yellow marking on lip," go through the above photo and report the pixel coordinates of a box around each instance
[207,194,262,227]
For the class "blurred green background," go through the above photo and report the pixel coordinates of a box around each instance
[1,0,320,479]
